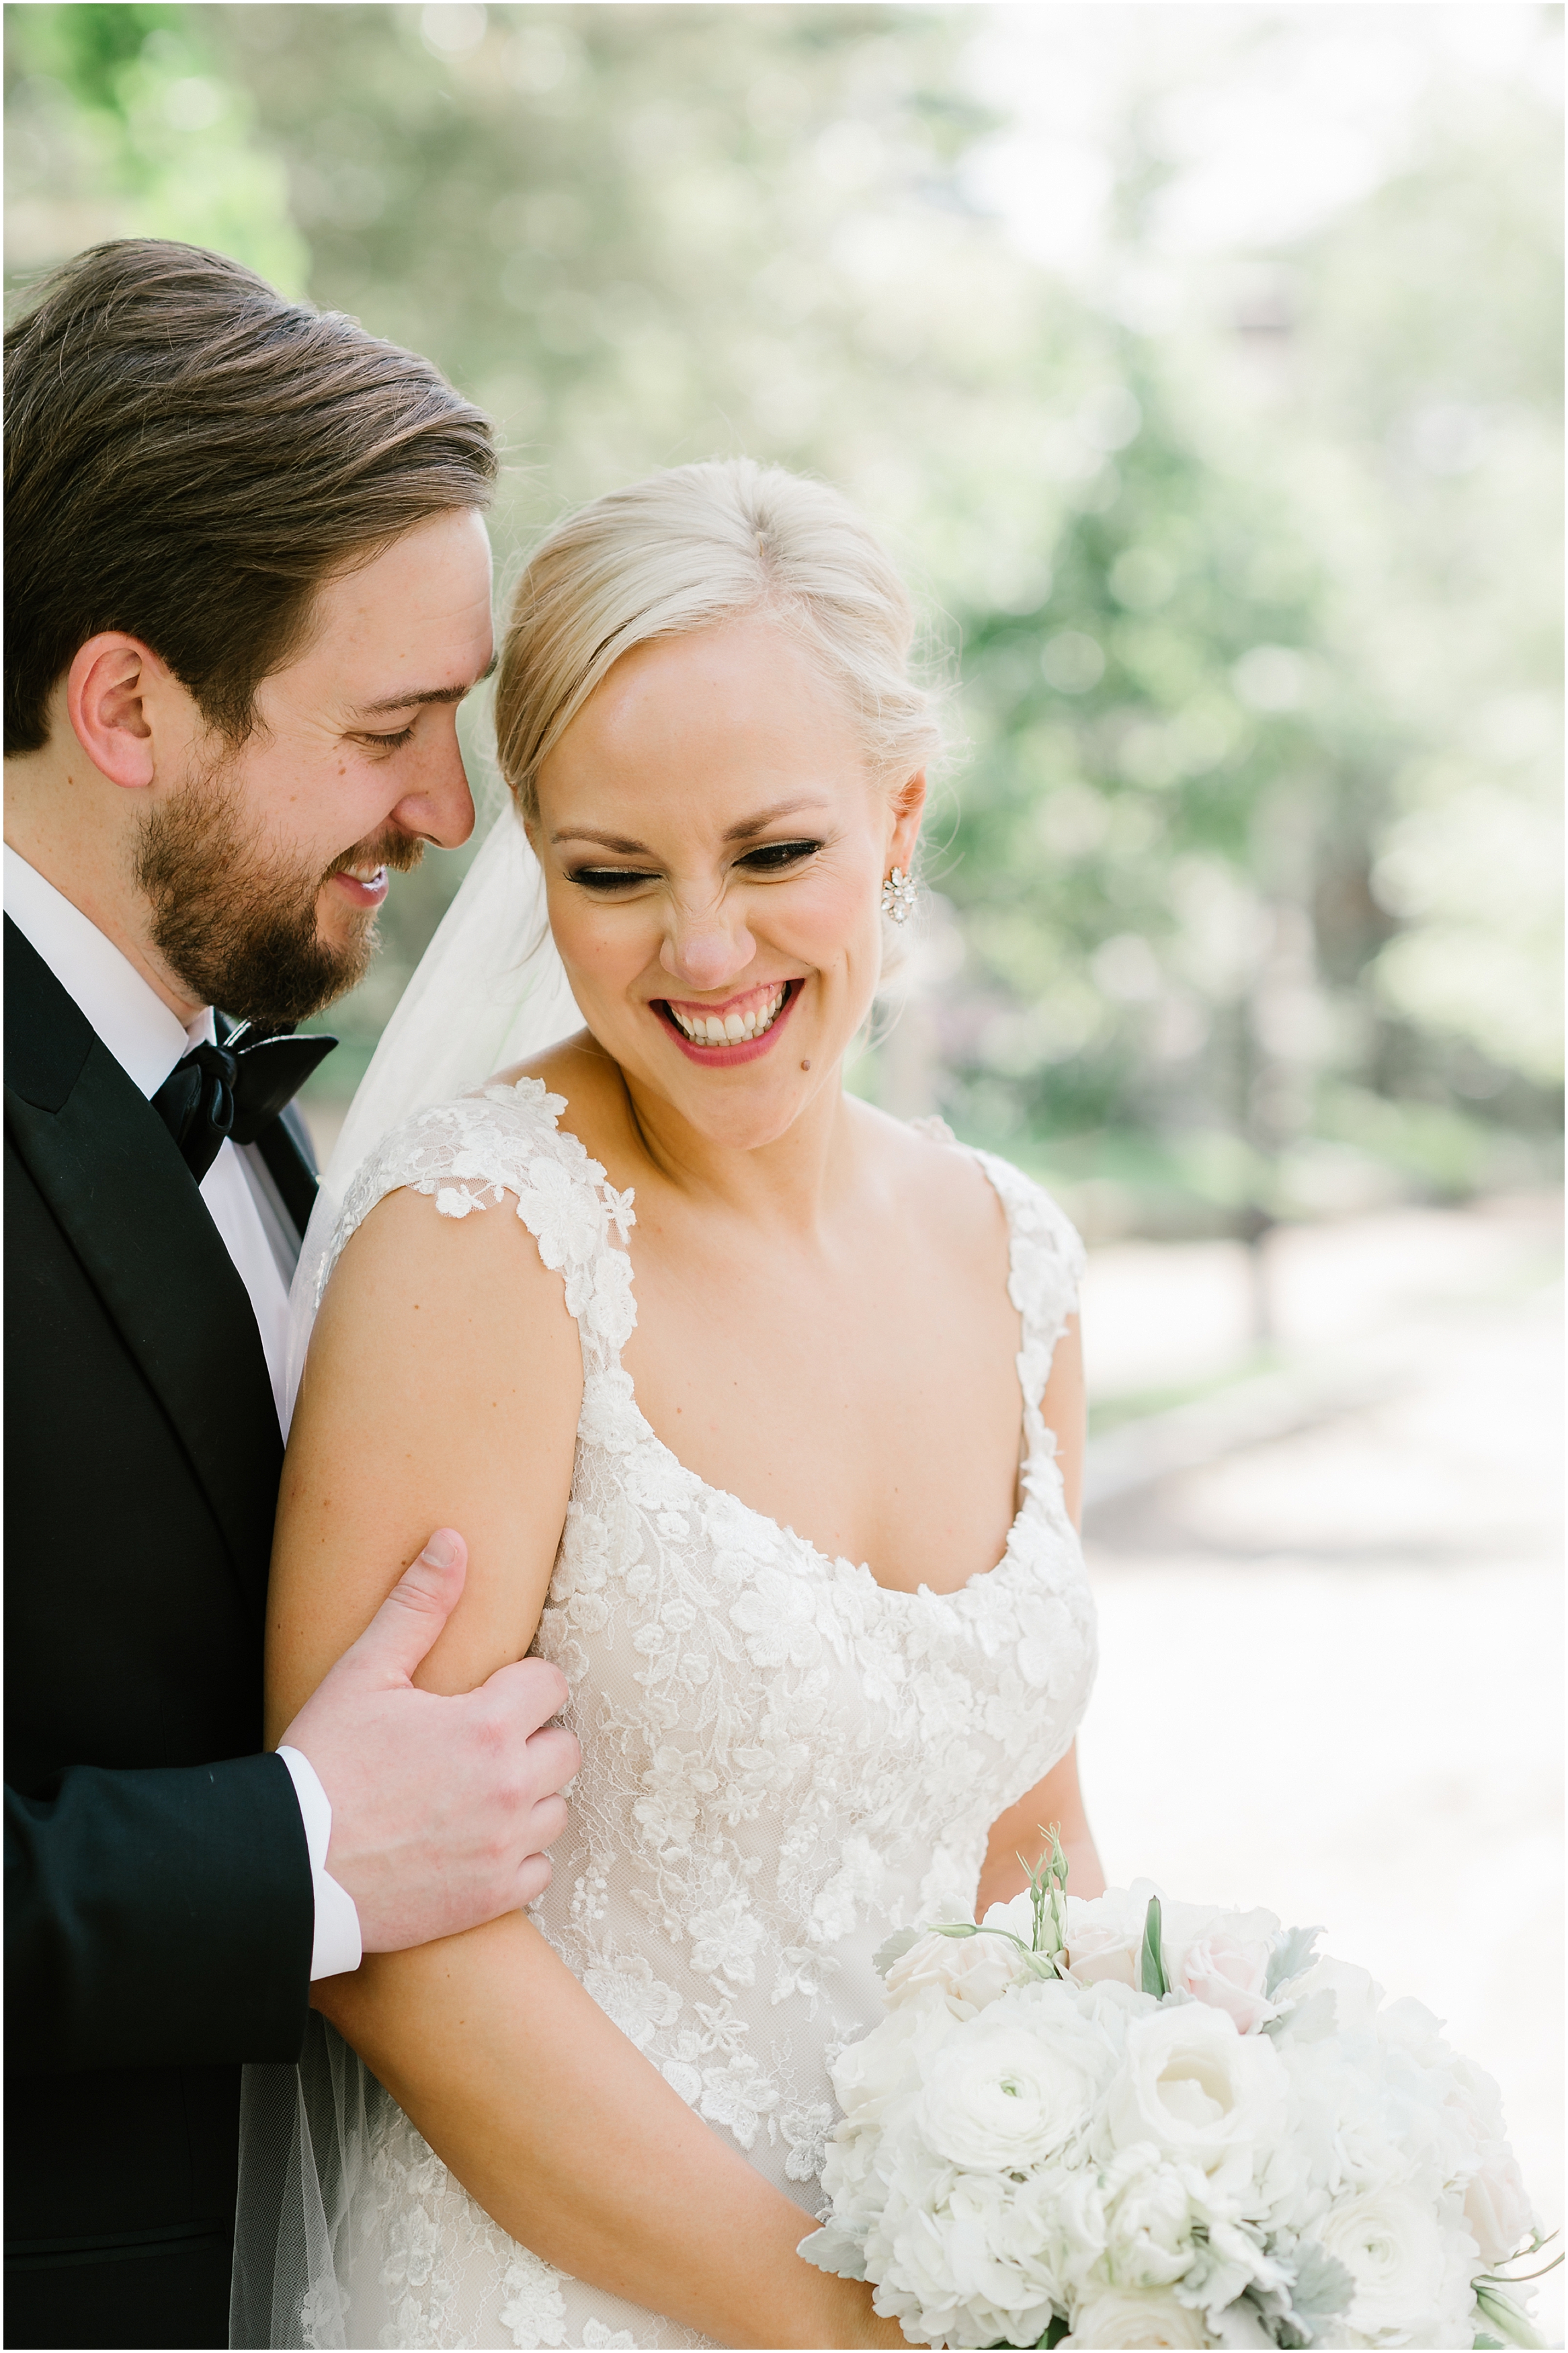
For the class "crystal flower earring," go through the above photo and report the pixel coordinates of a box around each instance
[880,867,917,924]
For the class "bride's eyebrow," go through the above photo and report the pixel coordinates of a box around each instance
[551,826,654,854]
[721,796,831,842]
[551,798,830,854]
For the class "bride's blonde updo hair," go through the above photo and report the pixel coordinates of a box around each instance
[494,456,940,826]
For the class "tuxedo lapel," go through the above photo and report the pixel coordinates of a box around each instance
[4,921,282,1611]
[253,1101,320,1244]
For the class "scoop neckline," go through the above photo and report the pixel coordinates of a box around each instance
[597,1146,1058,1607]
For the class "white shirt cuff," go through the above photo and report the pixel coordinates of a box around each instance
[277,1745,364,1981]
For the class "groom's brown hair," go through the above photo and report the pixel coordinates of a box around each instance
[3,239,497,757]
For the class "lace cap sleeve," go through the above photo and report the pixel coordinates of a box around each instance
[314,1079,637,1360]
[971,1150,1085,1416]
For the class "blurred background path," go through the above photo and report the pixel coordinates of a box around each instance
[1077,1192,1563,2342]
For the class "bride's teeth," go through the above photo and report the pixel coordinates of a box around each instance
[669,983,790,1045]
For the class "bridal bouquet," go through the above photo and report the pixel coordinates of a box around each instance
[799,1840,1554,2350]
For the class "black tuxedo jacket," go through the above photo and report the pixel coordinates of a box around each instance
[4,918,317,2344]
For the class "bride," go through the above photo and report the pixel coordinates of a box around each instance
[239,458,1104,2349]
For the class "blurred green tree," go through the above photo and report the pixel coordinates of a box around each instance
[5,3,1558,1228]
[5,1,307,288]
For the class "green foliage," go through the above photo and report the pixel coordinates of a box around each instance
[5,5,1559,1222]
[5,1,307,292]
[1139,1892,1168,1998]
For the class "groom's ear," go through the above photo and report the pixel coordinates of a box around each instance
[65,633,171,791]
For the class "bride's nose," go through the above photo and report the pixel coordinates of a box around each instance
[659,908,756,994]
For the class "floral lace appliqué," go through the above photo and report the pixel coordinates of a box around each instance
[310,1080,1097,2351]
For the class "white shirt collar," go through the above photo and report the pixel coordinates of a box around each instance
[3,844,215,1099]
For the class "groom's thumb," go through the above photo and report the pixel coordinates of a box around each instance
[349,1529,468,1687]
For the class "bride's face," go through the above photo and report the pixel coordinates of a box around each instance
[529,612,923,1149]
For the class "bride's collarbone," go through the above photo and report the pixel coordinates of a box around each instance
[617,1232,1028,1599]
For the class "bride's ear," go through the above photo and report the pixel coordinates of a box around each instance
[888,767,927,863]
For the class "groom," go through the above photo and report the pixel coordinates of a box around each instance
[3,242,580,2350]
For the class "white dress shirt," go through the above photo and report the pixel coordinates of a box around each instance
[4,845,361,1979]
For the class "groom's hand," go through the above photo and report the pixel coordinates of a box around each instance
[278,1529,580,1954]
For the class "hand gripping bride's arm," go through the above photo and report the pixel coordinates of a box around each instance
[976,1316,1107,1915]
[267,1185,903,2352]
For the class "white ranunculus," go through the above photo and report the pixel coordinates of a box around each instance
[884,1927,1033,2016]
[1105,2003,1288,2184]
[1064,2284,1212,2346]
[916,2003,1104,2170]
[1100,2147,1199,2288]
[1317,2184,1449,2338]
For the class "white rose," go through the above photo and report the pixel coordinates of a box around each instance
[1317,2185,1449,2338]
[1176,1923,1279,2037]
[885,1927,1032,2016]
[1064,2284,1210,2346]
[1063,1886,1151,1988]
[1464,2142,1536,2267]
[1105,2003,1288,2184]
[916,1998,1108,2170]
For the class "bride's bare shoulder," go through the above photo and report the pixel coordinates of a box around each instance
[489,1026,611,1103]
[850,1098,1009,1259]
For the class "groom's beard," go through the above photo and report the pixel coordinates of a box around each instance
[134,756,424,1025]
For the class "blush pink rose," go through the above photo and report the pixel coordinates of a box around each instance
[1175,1925,1279,2035]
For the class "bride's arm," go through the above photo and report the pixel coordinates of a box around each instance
[977,1316,1107,1913]
[267,1187,901,2352]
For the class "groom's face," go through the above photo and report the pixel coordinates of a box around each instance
[138,508,493,1022]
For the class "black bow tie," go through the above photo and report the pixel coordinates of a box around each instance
[151,1023,337,1184]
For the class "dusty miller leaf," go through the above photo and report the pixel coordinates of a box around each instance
[1288,2241,1356,2338]
[871,1927,923,1978]
[1266,1923,1324,1997]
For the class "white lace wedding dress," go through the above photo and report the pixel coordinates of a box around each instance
[256,1076,1097,2352]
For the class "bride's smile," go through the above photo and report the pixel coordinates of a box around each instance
[655,975,801,1060]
